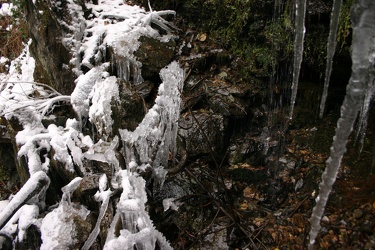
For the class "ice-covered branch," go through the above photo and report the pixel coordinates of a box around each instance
[136,1,177,33]
[0,171,50,230]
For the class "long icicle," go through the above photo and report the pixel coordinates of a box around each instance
[308,0,375,248]
[289,0,307,120]
[319,0,343,119]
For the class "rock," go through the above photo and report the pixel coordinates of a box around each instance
[15,225,42,250]
[111,80,147,133]
[134,36,176,80]
[2,117,29,185]
[206,79,249,118]
[73,216,93,249]
[0,234,13,249]
[181,76,206,111]
[26,0,77,95]
[76,174,101,210]
[178,110,226,158]
[228,133,264,165]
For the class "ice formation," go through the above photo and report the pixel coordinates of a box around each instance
[89,76,119,138]
[289,0,307,119]
[0,171,49,231]
[119,61,184,188]
[82,174,112,250]
[319,0,343,118]
[40,178,89,249]
[308,0,375,248]
[104,170,172,250]
[0,0,181,248]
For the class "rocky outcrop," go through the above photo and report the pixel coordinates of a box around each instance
[26,0,77,95]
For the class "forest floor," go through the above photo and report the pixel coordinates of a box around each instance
[164,109,375,249]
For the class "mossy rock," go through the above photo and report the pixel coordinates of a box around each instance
[111,80,147,133]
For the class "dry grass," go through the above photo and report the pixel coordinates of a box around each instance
[0,13,28,73]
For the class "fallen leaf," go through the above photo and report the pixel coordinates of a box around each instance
[197,33,207,42]
[243,186,254,198]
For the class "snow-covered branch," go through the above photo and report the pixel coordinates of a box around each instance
[0,171,50,230]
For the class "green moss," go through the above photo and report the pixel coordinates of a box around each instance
[337,0,355,52]
[304,24,330,80]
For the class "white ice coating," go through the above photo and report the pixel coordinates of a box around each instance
[0,171,49,230]
[119,61,184,177]
[17,120,89,175]
[289,0,307,119]
[319,0,343,119]
[104,170,172,250]
[89,75,119,138]
[17,204,40,242]
[82,174,113,250]
[40,177,89,250]
[1,1,181,248]
[72,0,176,85]
[61,177,83,205]
[308,0,375,248]
[71,64,110,119]
[107,61,183,250]
[0,42,40,122]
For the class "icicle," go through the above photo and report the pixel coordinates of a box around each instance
[82,174,113,250]
[119,61,184,187]
[319,0,343,119]
[104,170,172,250]
[117,58,130,82]
[289,0,307,119]
[355,74,375,153]
[132,61,144,85]
[308,1,375,248]
[61,177,83,206]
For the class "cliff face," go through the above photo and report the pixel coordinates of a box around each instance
[26,0,76,95]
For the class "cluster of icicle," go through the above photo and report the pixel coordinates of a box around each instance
[0,1,183,249]
[119,62,184,190]
[307,0,375,248]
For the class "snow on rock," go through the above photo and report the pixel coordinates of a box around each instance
[17,119,88,174]
[40,177,89,250]
[89,75,119,138]
[71,63,110,119]
[0,3,13,16]
[17,204,40,242]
